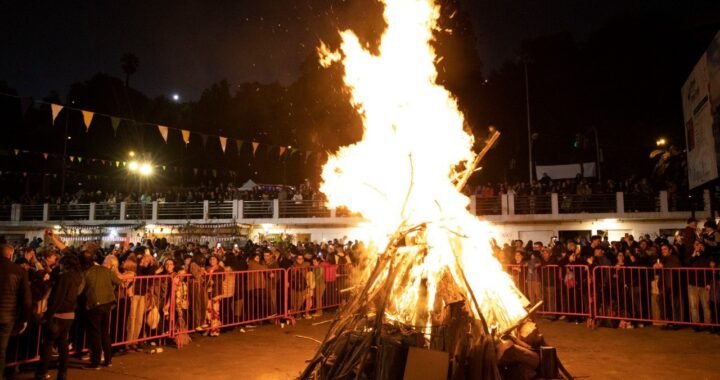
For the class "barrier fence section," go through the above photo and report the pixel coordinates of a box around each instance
[591,266,720,327]
[7,274,175,367]
[6,265,353,367]
[285,264,352,319]
[505,264,592,319]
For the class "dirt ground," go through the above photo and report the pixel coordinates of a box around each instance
[11,315,720,380]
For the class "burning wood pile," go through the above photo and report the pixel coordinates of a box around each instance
[301,0,573,378]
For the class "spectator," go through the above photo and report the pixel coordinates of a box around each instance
[654,243,682,328]
[0,244,32,379]
[686,240,713,328]
[204,256,223,337]
[35,254,83,380]
[82,251,124,369]
[311,257,326,317]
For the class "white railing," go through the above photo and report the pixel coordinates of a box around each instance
[2,190,709,224]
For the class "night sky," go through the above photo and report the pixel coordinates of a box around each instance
[2,0,707,100]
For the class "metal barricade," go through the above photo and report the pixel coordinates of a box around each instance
[157,202,203,220]
[19,204,44,221]
[48,204,91,221]
[505,264,592,318]
[475,196,502,215]
[94,202,120,220]
[208,201,233,219]
[242,200,274,218]
[559,194,616,214]
[592,266,720,327]
[514,195,552,215]
[278,200,331,218]
[285,264,351,318]
[125,202,151,220]
[6,274,174,367]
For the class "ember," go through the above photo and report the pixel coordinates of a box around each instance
[303,0,572,378]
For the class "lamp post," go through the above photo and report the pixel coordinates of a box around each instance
[128,158,153,219]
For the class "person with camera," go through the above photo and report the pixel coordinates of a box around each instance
[35,255,83,380]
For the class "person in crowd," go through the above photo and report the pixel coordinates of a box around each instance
[654,243,683,328]
[683,218,698,258]
[0,244,32,379]
[539,248,558,317]
[247,252,267,323]
[525,252,541,306]
[204,255,223,337]
[82,250,124,369]
[35,255,83,380]
[311,257,326,317]
[686,240,713,328]
[263,250,279,317]
[189,254,207,332]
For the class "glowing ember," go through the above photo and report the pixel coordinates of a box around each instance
[318,0,528,332]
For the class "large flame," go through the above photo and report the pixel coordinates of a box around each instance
[319,0,527,332]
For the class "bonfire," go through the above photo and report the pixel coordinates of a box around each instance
[301,0,572,378]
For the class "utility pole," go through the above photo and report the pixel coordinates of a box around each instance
[524,61,533,183]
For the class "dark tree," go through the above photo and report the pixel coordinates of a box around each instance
[121,53,140,88]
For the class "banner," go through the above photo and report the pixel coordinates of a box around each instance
[683,31,720,189]
[181,129,191,144]
[81,110,94,131]
[51,104,63,124]
[535,163,596,180]
[219,136,227,153]
[158,125,169,143]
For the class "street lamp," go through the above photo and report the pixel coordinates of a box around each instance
[128,160,139,172]
[128,151,136,158]
[656,138,667,147]
[139,163,153,176]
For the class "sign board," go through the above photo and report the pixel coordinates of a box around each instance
[683,31,720,189]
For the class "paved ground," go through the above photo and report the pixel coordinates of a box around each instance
[14,316,720,379]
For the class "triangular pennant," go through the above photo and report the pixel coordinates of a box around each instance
[116,161,120,167]
[236,140,244,155]
[69,156,75,162]
[252,142,260,157]
[42,152,49,160]
[219,136,228,153]
[158,125,169,143]
[181,129,191,144]
[81,110,94,131]
[77,157,82,163]
[111,117,121,135]
[305,151,312,163]
[212,169,217,178]
[200,134,209,148]
[162,165,166,171]
[51,104,63,124]
[279,146,286,157]
[193,168,198,176]
[13,149,19,156]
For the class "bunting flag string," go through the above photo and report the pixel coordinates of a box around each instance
[235,140,244,155]
[51,104,63,124]
[219,136,227,153]
[81,110,94,131]
[158,125,169,143]
[1,91,325,163]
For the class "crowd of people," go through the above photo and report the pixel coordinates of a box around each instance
[0,180,325,207]
[0,233,359,380]
[471,175,681,198]
[496,217,720,331]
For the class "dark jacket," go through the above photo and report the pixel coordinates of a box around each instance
[83,265,122,310]
[0,256,32,324]
[45,271,84,317]
[686,252,713,287]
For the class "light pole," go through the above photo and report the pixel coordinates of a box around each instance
[524,60,533,183]
[128,158,153,219]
